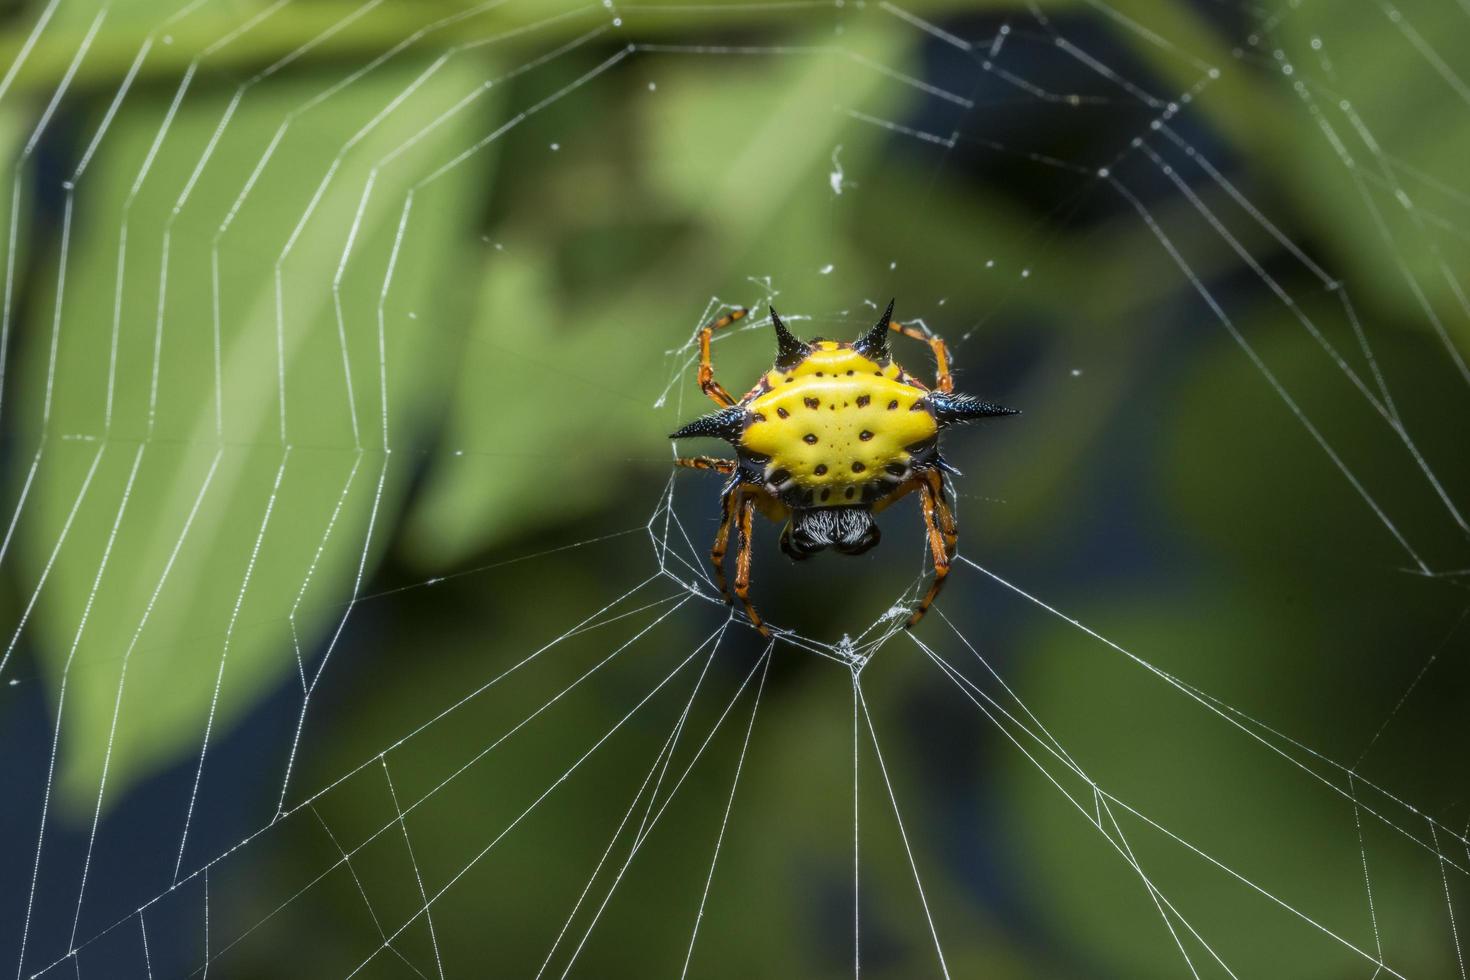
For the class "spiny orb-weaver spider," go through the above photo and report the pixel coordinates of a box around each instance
[670,301,1018,636]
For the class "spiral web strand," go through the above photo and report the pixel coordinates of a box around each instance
[0,0,1466,977]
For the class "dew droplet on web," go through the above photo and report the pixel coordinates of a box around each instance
[829,145,847,195]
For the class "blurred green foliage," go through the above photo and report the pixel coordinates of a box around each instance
[20,48,488,807]
[2,0,1468,977]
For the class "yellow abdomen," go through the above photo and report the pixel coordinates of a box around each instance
[740,345,937,506]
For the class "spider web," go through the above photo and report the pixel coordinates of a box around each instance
[0,0,1467,977]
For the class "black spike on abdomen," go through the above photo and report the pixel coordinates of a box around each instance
[770,305,811,371]
[853,298,895,362]
[669,405,746,442]
[929,392,1021,426]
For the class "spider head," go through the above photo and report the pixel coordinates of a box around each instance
[780,506,881,560]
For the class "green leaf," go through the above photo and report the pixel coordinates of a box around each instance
[403,20,934,567]
[13,54,496,812]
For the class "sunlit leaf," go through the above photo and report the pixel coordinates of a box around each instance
[405,22,942,567]
[13,55,495,812]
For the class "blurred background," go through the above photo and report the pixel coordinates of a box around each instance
[0,0,1467,977]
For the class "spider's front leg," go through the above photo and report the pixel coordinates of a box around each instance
[924,469,958,558]
[732,492,770,637]
[708,487,739,603]
[889,317,954,393]
[705,483,769,636]
[908,473,956,629]
[696,307,749,407]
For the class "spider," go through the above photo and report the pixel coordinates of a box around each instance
[670,300,1018,636]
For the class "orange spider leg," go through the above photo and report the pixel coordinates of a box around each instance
[890,318,953,393]
[675,456,736,474]
[923,468,958,557]
[708,486,740,602]
[733,492,770,637]
[680,456,739,601]
[697,307,751,407]
[908,473,954,629]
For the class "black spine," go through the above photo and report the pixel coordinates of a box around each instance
[669,406,746,441]
[770,306,811,370]
[929,392,1020,425]
[853,298,895,362]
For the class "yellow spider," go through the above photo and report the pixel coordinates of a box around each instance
[671,301,1018,636]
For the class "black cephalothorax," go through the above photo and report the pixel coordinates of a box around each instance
[780,507,882,560]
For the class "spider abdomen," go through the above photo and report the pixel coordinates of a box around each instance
[741,344,937,505]
[670,301,1019,636]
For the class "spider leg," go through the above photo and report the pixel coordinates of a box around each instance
[697,307,750,407]
[890,317,954,393]
[908,473,954,629]
[924,468,958,557]
[709,486,739,603]
[675,455,737,474]
[733,492,770,637]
